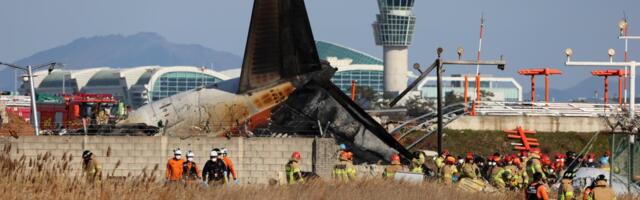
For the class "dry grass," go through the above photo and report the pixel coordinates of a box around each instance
[0,144,636,200]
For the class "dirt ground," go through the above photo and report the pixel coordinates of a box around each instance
[0,112,34,136]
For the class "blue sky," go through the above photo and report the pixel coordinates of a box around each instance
[0,0,638,89]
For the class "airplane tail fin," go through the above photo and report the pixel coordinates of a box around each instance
[238,0,321,94]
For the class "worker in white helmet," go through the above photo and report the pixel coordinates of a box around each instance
[221,148,238,184]
[166,148,185,183]
[202,149,228,186]
[182,150,201,184]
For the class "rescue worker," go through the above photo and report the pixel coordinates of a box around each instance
[410,151,426,174]
[584,153,597,168]
[166,149,185,183]
[490,157,510,191]
[527,149,546,183]
[554,153,566,173]
[504,155,522,190]
[202,150,228,186]
[525,172,550,200]
[541,154,557,183]
[285,151,304,184]
[383,154,404,178]
[513,156,527,189]
[333,151,357,182]
[589,174,616,200]
[599,156,610,170]
[441,155,458,185]
[566,151,579,170]
[558,172,575,200]
[336,143,348,161]
[82,150,102,182]
[182,151,201,184]
[460,153,479,180]
[434,150,448,176]
[221,148,238,184]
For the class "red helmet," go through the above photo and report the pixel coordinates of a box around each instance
[513,157,522,166]
[541,154,551,165]
[492,155,502,163]
[466,152,474,161]
[391,154,401,162]
[291,151,301,160]
[504,155,514,163]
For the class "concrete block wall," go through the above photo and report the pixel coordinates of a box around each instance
[0,136,337,184]
[448,115,610,132]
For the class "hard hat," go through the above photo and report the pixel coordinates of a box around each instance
[291,151,301,160]
[210,150,219,157]
[599,157,609,165]
[492,155,501,162]
[391,154,400,162]
[174,148,182,155]
[504,155,513,162]
[513,157,522,165]
[446,156,456,164]
[442,149,449,156]
[82,150,93,159]
[596,174,607,181]
[541,155,551,165]
[466,152,474,160]
[187,151,195,158]
[212,148,220,154]
[339,151,349,161]
[346,152,353,160]
[221,148,228,155]
[339,144,347,150]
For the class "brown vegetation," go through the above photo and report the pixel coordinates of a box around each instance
[0,144,636,200]
[0,112,34,137]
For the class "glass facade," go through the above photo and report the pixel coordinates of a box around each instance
[150,72,222,101]
[316,41,383,65]
[331,70,384,94]
[374,0,416,46]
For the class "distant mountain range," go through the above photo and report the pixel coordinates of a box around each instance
[0,32,242,91]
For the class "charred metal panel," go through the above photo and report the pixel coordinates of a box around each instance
[270,82,412,162]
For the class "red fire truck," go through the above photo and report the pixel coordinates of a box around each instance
[37,93,119,132]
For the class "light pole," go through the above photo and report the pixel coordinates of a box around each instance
[391,47,506,155]
[563,48,636,190]
[0,62,61,136]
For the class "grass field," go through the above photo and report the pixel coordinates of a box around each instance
[403,129,610,156]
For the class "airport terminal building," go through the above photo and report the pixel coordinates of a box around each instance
[317,41,386,94]
[20,66,230,108]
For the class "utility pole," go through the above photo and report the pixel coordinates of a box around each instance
[564,47,637,191]
[0,62,61,136]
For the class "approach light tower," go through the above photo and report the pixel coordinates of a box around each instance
[373,0,416,98]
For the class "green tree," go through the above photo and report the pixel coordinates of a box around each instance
[354,86,379,109]
[444,91,464,106]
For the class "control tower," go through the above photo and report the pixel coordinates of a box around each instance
[373,0,416,97]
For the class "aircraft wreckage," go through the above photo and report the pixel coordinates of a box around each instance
[119,0,413,162]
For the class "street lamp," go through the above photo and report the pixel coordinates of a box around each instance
[0,62,62,136]
[564,48,637,190]
[390,47,506,155]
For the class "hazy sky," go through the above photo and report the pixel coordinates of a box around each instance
[0,0,638,89]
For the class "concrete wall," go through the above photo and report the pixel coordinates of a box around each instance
[0,136,339,184]
[448,115,611,132]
